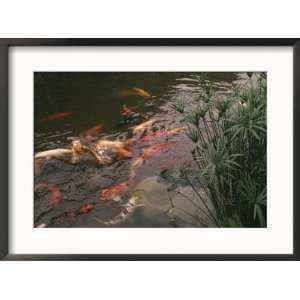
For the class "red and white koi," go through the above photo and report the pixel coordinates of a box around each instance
[141,142,177,159]
[101,179,134,201]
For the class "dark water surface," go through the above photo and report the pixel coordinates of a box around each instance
[34,72,240,227]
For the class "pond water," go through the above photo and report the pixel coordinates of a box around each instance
[34,72,242,227]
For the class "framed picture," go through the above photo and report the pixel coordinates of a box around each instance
[0,39,299,260]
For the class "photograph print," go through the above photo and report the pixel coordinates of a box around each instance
[34,72,267,228]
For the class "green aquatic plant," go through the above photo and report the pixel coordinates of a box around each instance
[170,99,185,114]
[172,72,267,227]
[186,125,201,143]
[238,176,267,227]
[215,98,232,119]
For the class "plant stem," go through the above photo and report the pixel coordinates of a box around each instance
[184,174,221,227]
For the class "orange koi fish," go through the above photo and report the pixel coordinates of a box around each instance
[79,204,95,214]
[101,180,133,201]
[138,127,186,144]
[118,87,151,98]
[38,112,73,123]
[142,142,177,159]
[138,130,167,143]
[132,87,151,98]
[49,186,62,208]
[79,123,104,138]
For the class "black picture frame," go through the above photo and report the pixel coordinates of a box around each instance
[0,38,299,261]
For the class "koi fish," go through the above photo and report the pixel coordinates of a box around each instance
[34,148,72,160]
[79,204,95,214]
[118,87,151,98]
[138,130,167,143]
[94,196,144,225]
[34,149,72,175]
[94,140,133,162]
[138,127,186,143]
[132,87,151,98]
[49,186,62,208]
[71,140,103,164]
[38,112,73,123]
[142,142,177,159]
[167,126,187,135]
[79,123,104,138]
[71,139,132,165]
[101,180,133,201]
[97,140,123,147]
[132,119,156,134]
[121,105,135,118]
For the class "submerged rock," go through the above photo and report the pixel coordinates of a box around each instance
[168,185,217,227]
[130,176,216,227]
[133,176,170,211]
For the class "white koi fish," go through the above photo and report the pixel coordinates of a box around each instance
[94,196,143,225]
[34,148,72,160]
[132,119,156,134]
